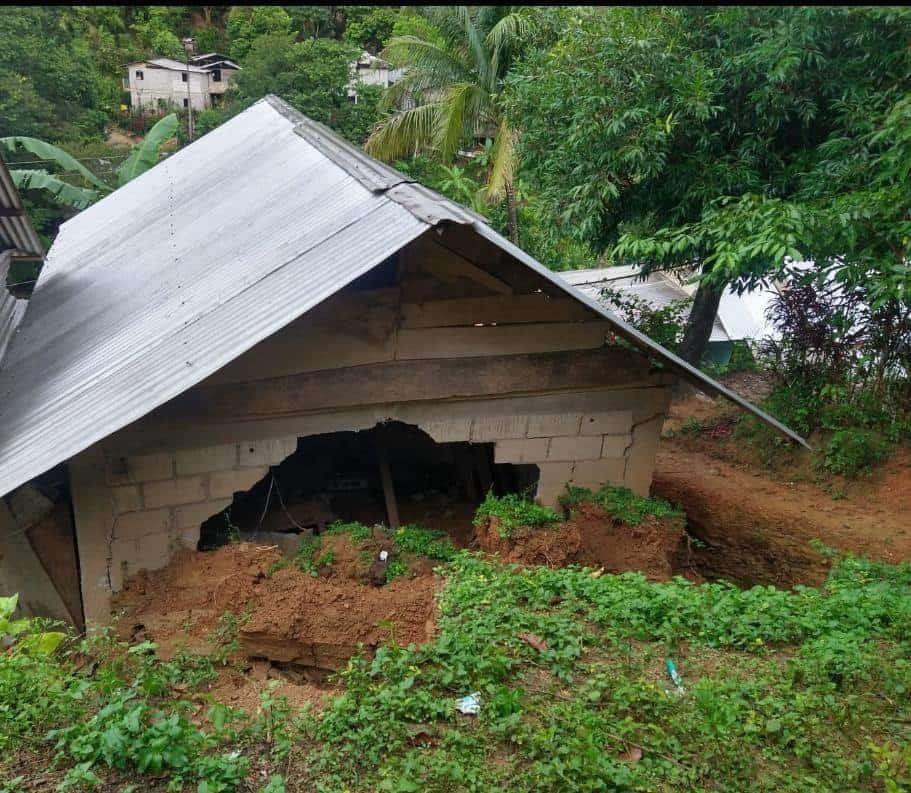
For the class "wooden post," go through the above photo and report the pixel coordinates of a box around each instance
[375,430,400,530]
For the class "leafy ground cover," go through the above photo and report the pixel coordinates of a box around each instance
[3,546,910,792]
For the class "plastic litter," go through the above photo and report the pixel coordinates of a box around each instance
[378,550,389,562]
[665,658,685,692]
[456,692,482,715]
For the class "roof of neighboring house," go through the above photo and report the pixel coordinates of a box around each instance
[0,156,42,361]
[190,53,240,69]
[128,58,209,74]
[0,96,806,498]
[560,266,777,344]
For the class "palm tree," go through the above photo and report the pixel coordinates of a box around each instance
[0,114,179,210]
[365,7,534,242]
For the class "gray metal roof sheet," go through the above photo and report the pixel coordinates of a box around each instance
[0,95,805,497]
[562,268,730,343]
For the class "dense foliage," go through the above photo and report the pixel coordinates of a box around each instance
[508,6,911,362]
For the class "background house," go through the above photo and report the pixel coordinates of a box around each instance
[560,266,778,365]
[347,51,405,104]
[125,53,240,112]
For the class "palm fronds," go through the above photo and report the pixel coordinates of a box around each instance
[366,102,443,161]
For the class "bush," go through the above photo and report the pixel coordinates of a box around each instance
[823,429,890,476]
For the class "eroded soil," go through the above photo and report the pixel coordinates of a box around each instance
[655,380,911,587]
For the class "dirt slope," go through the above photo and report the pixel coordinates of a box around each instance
[654,383,911,587]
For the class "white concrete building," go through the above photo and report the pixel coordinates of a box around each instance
[347,51,405,104]
[125,53,240,112]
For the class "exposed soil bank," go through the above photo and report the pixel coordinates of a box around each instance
[473,503,695,581]
[114,543,441,676]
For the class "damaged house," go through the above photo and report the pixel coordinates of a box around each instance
[0,97,802,629]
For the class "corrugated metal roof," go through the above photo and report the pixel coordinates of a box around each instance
[0,156,41,368]
[147,58,210,74]
[0,156,44,257]
[0,96,805,498]
[561,267,730,342]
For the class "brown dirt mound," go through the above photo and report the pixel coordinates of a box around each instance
[114,542,440,674]
[473,503,694,580]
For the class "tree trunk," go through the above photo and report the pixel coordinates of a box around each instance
[678,278,724,366]
[505,179,519,244]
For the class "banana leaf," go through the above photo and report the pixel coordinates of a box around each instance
[117,113,179,187]
[10,169,100,210]
[0,136,109,190]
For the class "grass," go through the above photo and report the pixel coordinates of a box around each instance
[4,555,911,791]
[560,484,684,525]
[473,492,562,538]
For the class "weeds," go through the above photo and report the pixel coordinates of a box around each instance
[474,492,561,538]
[324,520,374,543]
[393,524,456,561]
[561,484,683,525]
[4,551,911,790]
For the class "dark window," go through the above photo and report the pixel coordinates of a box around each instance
[181,72,188,82]
[183,98,189,108]
[212,68,221,82]
[136,69,144,80]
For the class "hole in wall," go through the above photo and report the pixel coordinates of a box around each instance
[198,421,539,551]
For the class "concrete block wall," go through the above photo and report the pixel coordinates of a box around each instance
[72,388,671,624]
[71,439,297,623]
[103,437,298,582]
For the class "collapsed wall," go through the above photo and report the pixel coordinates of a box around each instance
[70,389,670,624]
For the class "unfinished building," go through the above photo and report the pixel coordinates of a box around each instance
[0,97,801,627]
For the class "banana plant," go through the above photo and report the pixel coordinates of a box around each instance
[0,593,66,655]
[0,113,179,210]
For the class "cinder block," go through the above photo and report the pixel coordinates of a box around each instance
[421,419,473,443]
[111,485,142,515]
[178,525,201,550]
[173,498,232,530]
[470,415,528,441]
[534,462,573,508]
[115,508,172,541]
[526,414,582,438]
[601,434,632,458]
[238,438,297,468]
[580,410,633,436]
[209,467,268,499]
[571,458,625,490]
[112,530,173,579]
[105,452,174,485]
[494,438,549,464]
[143,476,207,509]
[547,435,603,462]
[175,444,237,476]
[624,415,665,496]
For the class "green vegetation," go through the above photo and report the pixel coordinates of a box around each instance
[393,524,457,561]
[294,536,335,578]
[324,520,374,543]
[561,485,684,526]
[473,491,562,538]
[6,552,911,790]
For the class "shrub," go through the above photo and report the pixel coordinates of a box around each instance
[823,429,890,476]
[473,492,561,538]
